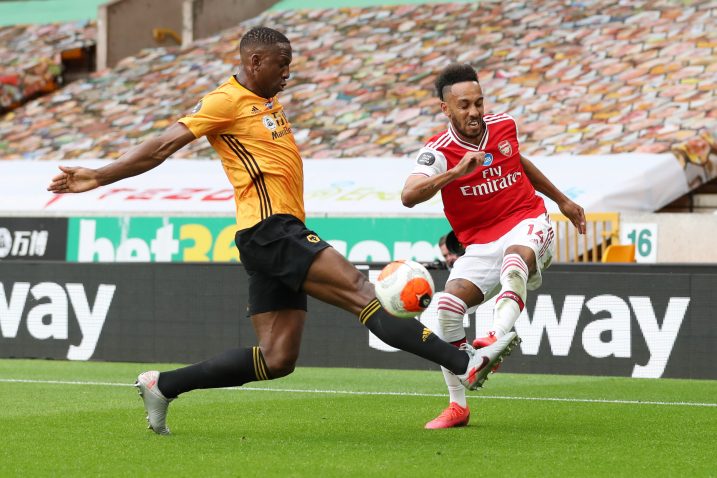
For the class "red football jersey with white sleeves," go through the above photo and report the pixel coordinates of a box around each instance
[410,113,546,245]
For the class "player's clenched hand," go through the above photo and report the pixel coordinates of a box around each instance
[559,198,586,234]
[452,152,484,178]
[47,165,101,194]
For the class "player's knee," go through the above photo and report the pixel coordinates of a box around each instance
[504,248,536,273]
[269,362,296,378]
[346,267,370,292]
[444,280,483,306]
[263,351,297,378]
[347,269,374,304]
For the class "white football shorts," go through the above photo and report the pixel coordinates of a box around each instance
[447,212,555,303]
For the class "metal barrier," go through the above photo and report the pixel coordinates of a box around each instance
[549,212,620,263]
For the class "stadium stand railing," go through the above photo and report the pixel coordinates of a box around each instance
[550,212,620,263]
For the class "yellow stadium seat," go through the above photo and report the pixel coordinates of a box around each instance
[601,244,636,263]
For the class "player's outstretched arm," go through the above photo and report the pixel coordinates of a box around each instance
[521,154,586,234]
[47,123,196,194]
[401,151,484,208]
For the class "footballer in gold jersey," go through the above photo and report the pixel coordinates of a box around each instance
[179,74,304,230]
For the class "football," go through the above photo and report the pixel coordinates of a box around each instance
[374,260,435,318]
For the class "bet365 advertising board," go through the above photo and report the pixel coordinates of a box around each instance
[64,216,452,263]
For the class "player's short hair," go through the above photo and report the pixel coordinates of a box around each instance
[239,26,290,52]
[441,230,465,256]
[435,63,479,101]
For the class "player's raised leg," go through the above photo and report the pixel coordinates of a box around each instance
[303,247,469,375]
[436,277,515,392]
[473,251,530,348]
[473,246,536,348]
[302,247,515,390]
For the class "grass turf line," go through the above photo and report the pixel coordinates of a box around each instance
[0,359,715,477]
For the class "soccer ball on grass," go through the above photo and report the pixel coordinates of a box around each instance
[374,260,435,318]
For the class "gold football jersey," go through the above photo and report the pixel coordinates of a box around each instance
[179,76,305,229]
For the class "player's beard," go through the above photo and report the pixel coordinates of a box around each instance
[452,118,484,144]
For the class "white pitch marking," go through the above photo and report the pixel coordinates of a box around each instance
[1,378,129,387]
[1,378,715,408]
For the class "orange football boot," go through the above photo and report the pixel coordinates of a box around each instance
[425,402,470,429]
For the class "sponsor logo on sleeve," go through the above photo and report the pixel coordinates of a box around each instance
[191,101,202,115]
[417,152,436,166]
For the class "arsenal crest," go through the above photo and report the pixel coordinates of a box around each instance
[498,140,512,156]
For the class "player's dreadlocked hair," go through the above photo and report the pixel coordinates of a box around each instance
[239,26,290,52]
[435,64,479,101]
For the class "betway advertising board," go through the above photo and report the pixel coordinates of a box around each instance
[0,262,713,380]
[66,216,451,263]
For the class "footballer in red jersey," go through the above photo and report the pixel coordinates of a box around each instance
[402,63,586,429]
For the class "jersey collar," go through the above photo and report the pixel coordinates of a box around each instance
[448,121,488,151]
[230,75,275,106]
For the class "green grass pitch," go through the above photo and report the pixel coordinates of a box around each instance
[1,359,715,477]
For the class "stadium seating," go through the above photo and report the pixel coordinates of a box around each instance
[0,1,715,160]
[601,244,637,263]
[0,21,96,114]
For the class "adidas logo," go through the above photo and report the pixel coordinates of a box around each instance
[250,106,261,114]
[421,327,432,342]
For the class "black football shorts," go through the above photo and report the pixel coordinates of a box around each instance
[235,214,331,315]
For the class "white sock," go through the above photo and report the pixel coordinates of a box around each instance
[436,293,468,342]
[441,366,467,407]
[492,253,528,337]
[436,292,468,407]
